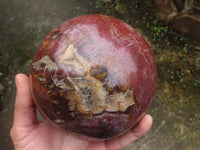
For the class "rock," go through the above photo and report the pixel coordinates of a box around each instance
[153,0,178,21]
[154,0,200,13]
[153,0,177,14]
[184,0,195,10]
[173,11,200,40]
[153,0,200,40]
[173,0,185,11]
[0,83,5,95]
[193,1,200,11]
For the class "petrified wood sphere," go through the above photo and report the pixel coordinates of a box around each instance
[30,14,157,140]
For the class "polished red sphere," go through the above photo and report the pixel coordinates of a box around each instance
[30,14,157,140]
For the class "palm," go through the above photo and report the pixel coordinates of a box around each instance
[21,121,106,150]
[11,74,153,150]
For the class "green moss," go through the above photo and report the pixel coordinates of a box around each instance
[96,1,104,9]
[195,115,200,121]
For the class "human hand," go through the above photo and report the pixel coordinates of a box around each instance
[10,73,153,150]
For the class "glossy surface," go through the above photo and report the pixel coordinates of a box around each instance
[30,14,157,139]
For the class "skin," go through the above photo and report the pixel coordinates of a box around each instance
[10,73,153,150]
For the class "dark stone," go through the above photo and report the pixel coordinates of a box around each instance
[173,11,200,40]
[193,1,200,11]
[153,0,177,14]
[173,0,185,11]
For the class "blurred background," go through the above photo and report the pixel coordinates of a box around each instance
[0,0,199,149]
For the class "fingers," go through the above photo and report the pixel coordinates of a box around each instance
[105,114,153,150]
[13,73,38,128]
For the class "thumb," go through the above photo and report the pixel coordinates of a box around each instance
[13,73,38,128]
